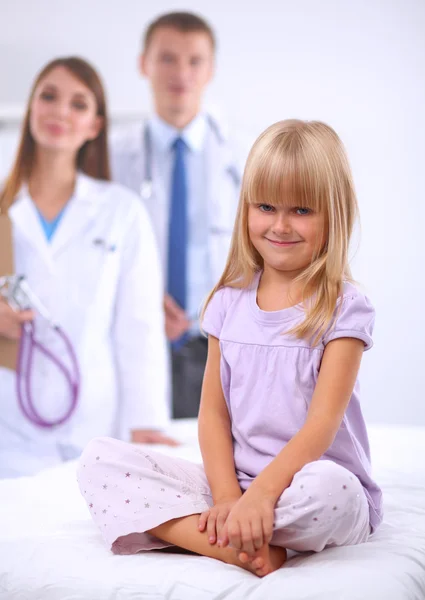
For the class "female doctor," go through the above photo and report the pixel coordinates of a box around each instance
[0,57,176,479]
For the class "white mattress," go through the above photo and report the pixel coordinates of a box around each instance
[0,420,424,600]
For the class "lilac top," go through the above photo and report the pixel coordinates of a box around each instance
[202,272,383,532]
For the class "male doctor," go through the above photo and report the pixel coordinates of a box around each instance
[112,12,247,418]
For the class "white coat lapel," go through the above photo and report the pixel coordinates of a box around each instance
[120,122,146,196]
[206,130,241,282]
[207,130,240,225]
[9,189,53,270]
[126,118,168,273]
[49,173,103,257]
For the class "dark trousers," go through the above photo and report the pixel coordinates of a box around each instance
[171,336,208,419]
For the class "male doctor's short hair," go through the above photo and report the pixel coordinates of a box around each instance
[143,12,216,51]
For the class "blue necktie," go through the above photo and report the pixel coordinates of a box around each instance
[167,137,188,347]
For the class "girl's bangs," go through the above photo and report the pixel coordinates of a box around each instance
[245,141,327,214]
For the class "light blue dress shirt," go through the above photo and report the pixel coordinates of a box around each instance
[148,114,212,336]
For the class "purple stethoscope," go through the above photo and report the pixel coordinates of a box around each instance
[0,275,80,428]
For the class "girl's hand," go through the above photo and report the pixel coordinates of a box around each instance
[218,488,276,556]
[198,499,240,545]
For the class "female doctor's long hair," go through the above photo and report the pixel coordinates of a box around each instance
[0,56,110,213]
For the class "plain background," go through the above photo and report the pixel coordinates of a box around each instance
[0,0,424,426]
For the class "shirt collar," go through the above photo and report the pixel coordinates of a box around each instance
[148,113,208,153]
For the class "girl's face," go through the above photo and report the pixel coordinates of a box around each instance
[29,66,102,154]
[248,202,327,276]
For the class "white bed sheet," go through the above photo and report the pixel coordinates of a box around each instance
[0,420,424,600]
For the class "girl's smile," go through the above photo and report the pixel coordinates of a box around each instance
[265,238,302,248]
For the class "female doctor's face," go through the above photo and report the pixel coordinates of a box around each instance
[29,66,102,154]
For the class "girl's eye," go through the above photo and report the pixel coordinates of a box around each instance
[40,92,55,102]
[258,204,275,213]
[72,102,88,111]
[295,207,311,216]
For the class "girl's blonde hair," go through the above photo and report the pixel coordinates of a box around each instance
[0,56,110,214]
[202,119,358,345]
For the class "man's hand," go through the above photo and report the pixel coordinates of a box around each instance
[131,429,180,446]
[164,294,191,341]
[0,300,34,340]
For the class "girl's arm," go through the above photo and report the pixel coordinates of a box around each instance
[198,335,242,503]
[250,337,365,502]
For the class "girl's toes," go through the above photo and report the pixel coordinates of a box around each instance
[239,552,250,563]
[252,556,265,569]
[256,564,270,577]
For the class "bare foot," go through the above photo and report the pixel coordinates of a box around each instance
[238,544,287,577]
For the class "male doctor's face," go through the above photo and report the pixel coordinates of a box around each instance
[140,27,214,124]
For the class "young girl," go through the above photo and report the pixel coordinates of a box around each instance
[78,119,383,577]
[0,57,176,478]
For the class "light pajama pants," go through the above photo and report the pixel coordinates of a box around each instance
[77,437,370,555]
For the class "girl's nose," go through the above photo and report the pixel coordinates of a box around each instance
[271,212,292,235]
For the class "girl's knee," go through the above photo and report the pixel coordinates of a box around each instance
[298,460,366,512]
[77,438,170,487]
[77,436,129,486]
[78,436,116,467]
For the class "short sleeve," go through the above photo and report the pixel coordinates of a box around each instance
[323,289,375,351]
[202,287,231,339]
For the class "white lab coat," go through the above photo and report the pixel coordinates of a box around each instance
[110,118,247,283]
[0,173,169,477]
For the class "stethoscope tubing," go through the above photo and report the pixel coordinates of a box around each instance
[16,321,80,428]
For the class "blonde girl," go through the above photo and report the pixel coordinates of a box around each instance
[78,119,382,577]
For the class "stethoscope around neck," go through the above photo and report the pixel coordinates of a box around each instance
[139,114,241,200]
